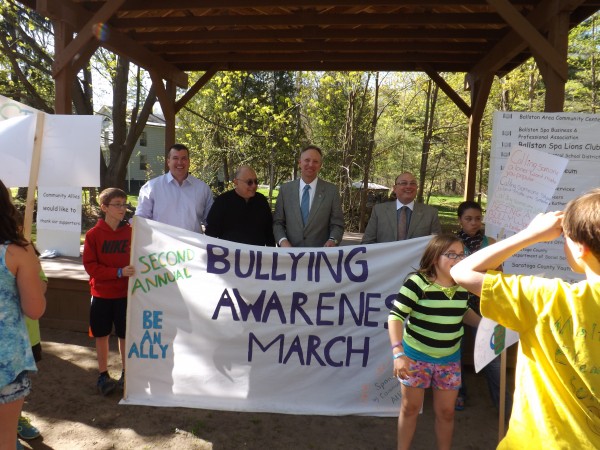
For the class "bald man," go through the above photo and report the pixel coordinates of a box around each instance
[205,166,275,246]
[361,172,441,244]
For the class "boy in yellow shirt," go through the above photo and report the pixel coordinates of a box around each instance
[451,188,600,449]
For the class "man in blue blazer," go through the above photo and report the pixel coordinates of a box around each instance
[273,145,344,247]
[361,172,441,244]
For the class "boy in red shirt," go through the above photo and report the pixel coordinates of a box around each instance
[83,188,135,395]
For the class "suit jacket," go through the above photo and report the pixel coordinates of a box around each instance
[361,201,441,244]
[273,178,344,247]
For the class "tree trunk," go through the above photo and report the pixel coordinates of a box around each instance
[104,56,156,191]
[359,72,379,232]
[417,80,439,204]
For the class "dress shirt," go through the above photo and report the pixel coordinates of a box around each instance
[136,172,213,233]
[396,199,415,214]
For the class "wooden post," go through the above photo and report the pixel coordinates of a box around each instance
[23,112,45,241]
[498,349,508,443]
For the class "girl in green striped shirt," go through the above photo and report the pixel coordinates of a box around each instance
[388,234,480,450]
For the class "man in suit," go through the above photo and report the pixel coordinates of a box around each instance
[361,172,441,244]
[273,145,344,247]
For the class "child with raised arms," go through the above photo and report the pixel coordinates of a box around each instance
[451,189,600,449]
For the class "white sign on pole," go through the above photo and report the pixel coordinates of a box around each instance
[122,217,433,416]
[473,317,519,373]
[0,95,101,187]
[488,111,600,281]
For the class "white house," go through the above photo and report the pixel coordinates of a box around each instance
[98,106,166,193]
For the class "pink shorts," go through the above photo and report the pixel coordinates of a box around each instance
[399,359,461,390]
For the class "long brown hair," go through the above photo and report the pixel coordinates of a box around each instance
[418,233,464,279]
[0,179,28,247]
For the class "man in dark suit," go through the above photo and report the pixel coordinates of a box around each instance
[361,172,441,244]
[273,145,344,247]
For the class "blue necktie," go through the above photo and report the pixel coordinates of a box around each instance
[301,184,311,225]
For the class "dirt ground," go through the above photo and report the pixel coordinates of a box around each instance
[17,327,508,450]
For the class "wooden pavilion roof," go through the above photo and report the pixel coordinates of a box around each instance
[28,1,600,89]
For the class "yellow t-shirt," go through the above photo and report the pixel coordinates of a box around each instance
[481,271,600,449]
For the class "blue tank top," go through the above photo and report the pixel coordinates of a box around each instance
[0,244,37,388]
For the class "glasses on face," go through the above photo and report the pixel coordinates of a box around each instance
[395,181,418,187]
[443,252,467,260]
[238,178,259,186]
[107,203,127,209]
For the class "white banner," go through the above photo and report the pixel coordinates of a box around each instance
[122,217,432,416]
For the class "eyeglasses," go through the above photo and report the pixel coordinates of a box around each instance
[395,181,418,187]
[238,178,259,186]
[107,203,127,209]
[442,252,467,260]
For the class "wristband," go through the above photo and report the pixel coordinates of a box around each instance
[391,342,403,350]
[393,352,405,360]
[117,268,123,278]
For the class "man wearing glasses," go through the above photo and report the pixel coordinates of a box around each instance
[205,166,275,246]
[273,145,344,247]
[135,143,213,233]
[361,172,441,244]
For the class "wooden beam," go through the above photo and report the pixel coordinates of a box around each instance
[175,65,222,113]
[464,73,494,201]
[175,61,474,72]
[37,0,188,88]
[52,19,73,114]
[424,68,471,117]
[539,12,570,111]
[149,41,489,55]
[470,0,587,80]
[80,0,535,10]
[135,28,496,42]
[486,0,567,81]
[114,12,505,28]
[52,0,125,76]
[164,52,475,64]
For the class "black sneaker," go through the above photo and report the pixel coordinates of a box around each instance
[97,373,117,396]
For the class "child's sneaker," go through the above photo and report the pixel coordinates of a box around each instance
[17,415,41,440]
[97,372,117,396]
[117,370,125,390]
[16,439,25,450]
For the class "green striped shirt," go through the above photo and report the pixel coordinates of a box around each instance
[389,272,469,358]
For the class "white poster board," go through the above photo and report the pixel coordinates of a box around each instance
[36,187,83,256]
[122,217,433,417]
[485,147,568,233]
[474,318,519,373]
[488,111,600,282]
